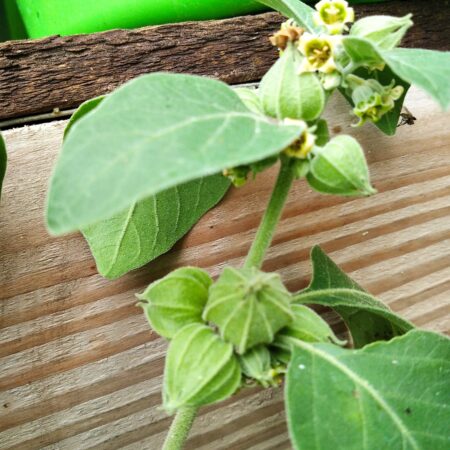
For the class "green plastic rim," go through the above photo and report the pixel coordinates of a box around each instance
[16,0,268,39]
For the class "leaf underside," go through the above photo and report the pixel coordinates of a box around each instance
[286,330,450,450]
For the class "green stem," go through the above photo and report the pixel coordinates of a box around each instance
[162,406,199,450]
[244,158,296,269]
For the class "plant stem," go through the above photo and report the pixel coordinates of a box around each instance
[162,406,199,450]
[244,158,296,269]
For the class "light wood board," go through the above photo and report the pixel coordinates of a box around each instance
[1,87,449,449]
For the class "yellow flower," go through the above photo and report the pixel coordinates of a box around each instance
[298,33,339,73]
[284,128,317,159]
[314,0,355,35]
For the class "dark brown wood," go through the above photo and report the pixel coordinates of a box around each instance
[0,0,448,121]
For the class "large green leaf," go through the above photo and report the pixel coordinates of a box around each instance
[64,96,230,279]
[342,36,385,70]
[257,0,322,33]
[286,330,450,450]
[382,48,450,110]
[0,132,6,199]
[47,73,302,235]
[294,246,413,347]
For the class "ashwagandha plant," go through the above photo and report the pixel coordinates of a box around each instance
[45,1,450,449]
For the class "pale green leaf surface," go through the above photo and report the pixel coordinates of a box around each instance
[47,73,302,235]
[382,48,450,110]
[83,175,229,279]
[64,96,230,279]
[286,330,450,450]
[342,36,384,69]
[294,247,413,347]
[0,133,6,199]
[257,0,321,33]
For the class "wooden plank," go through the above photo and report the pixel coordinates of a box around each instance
[0,87,449,448]
[0,0,449,122]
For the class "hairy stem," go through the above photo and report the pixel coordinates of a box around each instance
[163,406,199,450]
[244,158,296,269]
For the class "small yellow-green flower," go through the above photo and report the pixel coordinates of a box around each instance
[298,33,339,73]
[284,128,317,159]
[349,76,404,126]
[314,0,355,35]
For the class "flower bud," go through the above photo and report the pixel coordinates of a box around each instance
[272,305,346,363]
[347,75,404,126]
[239,345,284,388]
[163,324,241,413]
[137,267,212,339]
[223,166,251,187]
[307,135,376,197]
[260,42,325,121]
[314,0,354,35]
[350,14,413,50]
[270,19,304,50]
[203,267,294,354]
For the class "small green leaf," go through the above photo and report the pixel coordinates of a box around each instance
[307,135,376,197]
[238,345,279,387]
[47,73,302,235]
[294,246,414,347]
[382,48,450,110]
[314,119,329,147]
[64,96,105,139]
[203,267,294,354]
[286,330,450,450]
[64,96,230,279]
[0,133,6,200]
[257,0,321,33]
[164,323,241,413]
[342,36,385,70]
[138,267,212,339]
[260,43,325,121]
[350,14,413,51]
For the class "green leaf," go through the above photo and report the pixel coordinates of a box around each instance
[0,132,6,200]
[64,96,230,279]
[234,87,264,115]
[164,323,241,413]
[350,15,413,51]
[82,175,229,279]
[286,330,450,450]
[260,43,325,121]
[137,267,212,339]
[203,267,294,354]
[257,0,322,33]
[294,246,414,348]
[382,48,450,110]
[307,135,376,197]
[342,36,385,70]
[47,73,302,235]
[64,96,105,139]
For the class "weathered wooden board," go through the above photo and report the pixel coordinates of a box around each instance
[0,86,449,449]
[0,0,448,122]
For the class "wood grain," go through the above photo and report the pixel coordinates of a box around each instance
[0,0,449,122]
[0,87,449,449]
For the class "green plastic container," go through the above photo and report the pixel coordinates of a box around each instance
[16,0,268,39]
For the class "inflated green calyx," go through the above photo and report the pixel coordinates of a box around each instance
[203,267,294,354]
[163,323,241,413]
[138,267,212,339]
